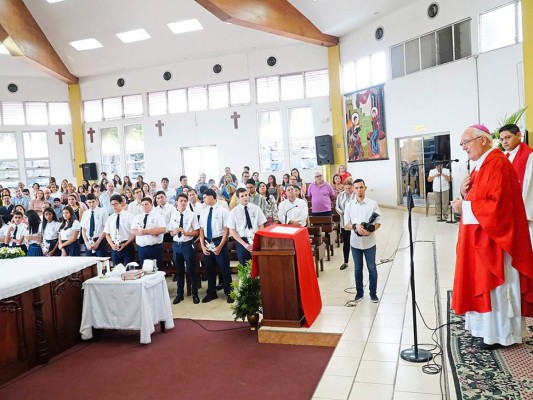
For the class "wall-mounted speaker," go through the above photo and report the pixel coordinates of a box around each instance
[117,78,125,87]
[81,163,98,181]
[315,135,334,166]
[163,71,172,81]
[267,56,277,67]
[375,27,384,41]
[213,64,222,74]
[7,83,18,93]
[427,2,439,19]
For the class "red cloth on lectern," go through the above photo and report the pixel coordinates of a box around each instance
[251,225,322,327]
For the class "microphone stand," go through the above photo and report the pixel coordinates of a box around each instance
[400,185,433,363]
[446,161,456,224]
[438,164,444,222]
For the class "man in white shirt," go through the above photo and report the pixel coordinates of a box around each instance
[99,182,119,215]
[199,189,232,303]
[187,189,204,221]
[80,193,109,257]
[227,187,266,266]
[170,194,200,305]
[154,191,177,242]
[131,197,166,270]
[128,187,144,217]
[159,177,175,201]
[237,171,251,189]
[104,194,135,266]
[277,185,308,226]
[427,162,451,221]
[344,179,382,303]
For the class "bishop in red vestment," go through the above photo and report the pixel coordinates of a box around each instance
[451,125,533,350]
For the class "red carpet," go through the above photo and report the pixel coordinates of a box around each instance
[0,319,333,400]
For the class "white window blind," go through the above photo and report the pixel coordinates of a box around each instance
[356,56,371,89]
[229,80,251,105]
[84,100,103,122]
[208,83,229,109]
[48,102,71,124]
[370,52,387,85]
[25,102,48,125]
[148,91,167,116]
[188,86,208,111]
[168,89,187,113]
[305,70,329,98]
[123,94,143,118]
[103,97,122,120]
[257,110,284,172]
[342,62,357,94]
[2,102,25,125]
[256,76,280,104]
[280,74,304,101]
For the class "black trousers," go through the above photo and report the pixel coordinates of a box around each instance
[341,228,351,264]
[204,238,231,296]
[173,241,198,296]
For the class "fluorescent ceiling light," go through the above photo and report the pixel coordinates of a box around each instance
[116,28,151,43]
[167,19,203,34]
[47,0,66,3]
[0,44,9,55]
[69,38,103,51]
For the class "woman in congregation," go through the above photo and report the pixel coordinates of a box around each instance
[81,179,90,193]
[60,180,69,205]
[266,175,281,202]
[124,188,134,204]
[77,186,87,204]
[67,194,84,222]
[13,205,28,225]
[29,189,46,217]
[91,183,101,197]
[252,172,260,185]
[42,207,60,256]
[257,181,278,227]
[31,182,40,198]
[142,182,151,199]
[280,173,290,201]
[291,168,306,196]
[122,175,133,191]
[332,174,344,194]
[0,218,7,246]
[135,175,144,189]
[58,206,81,256]
[113,174,123,193]
[48,177,57,189]
[25,210,43,257]
[338,164,352,184]
[221,175,236,202]
[99,177,108,193]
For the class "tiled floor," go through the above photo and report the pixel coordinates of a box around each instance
[168,207,460,400]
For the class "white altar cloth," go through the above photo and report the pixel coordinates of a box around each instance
[0,257,104,299]
[79,271,174,344]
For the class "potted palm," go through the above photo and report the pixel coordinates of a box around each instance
[230,260,262,330]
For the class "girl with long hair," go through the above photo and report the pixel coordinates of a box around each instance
[291,168,306,195]
[280,173,290,201]
[29,189,45,216]
[332,174,344,194]
[113,174,123,193]
[257,181,278,227]
[123,175,133,191]
[42,207,60,256]
[25,209,43,256]
[267,175,281,202]
[58,206,81,256]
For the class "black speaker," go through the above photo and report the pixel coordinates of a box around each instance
[82,163,98,181]
[315,135,334,165]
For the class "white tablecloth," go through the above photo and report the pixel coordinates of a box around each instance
[0,257,106,299]
[79,271,174,344]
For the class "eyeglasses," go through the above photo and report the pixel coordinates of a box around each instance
[459,136,482,147]
[315,175,322,178]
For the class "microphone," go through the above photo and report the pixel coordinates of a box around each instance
[440,159,459,163]
[285,205,298,224]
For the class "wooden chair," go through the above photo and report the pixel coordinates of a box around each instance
[308,216,337,260]
[308,226,326,277]
[332,211,342,248]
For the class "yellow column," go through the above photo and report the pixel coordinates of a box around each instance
[523,0,533,146]
[68,84,86,184]
[327,45,346,182]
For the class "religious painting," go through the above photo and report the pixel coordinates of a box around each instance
[344,84,388,162]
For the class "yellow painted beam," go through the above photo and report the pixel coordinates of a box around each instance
[326,45,346,182]
[68,84,86,184]
[522,0,533,146]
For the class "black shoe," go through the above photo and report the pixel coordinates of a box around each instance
[172,294,184,304]
[172,275,177,282]
[192,295,200,304]
[216,285,223,291]
[201,294,218,303]
[478,342,505,351]
[354,293,364,303]
[340,263,348,270]
[227,296,235,304]
[370,294,379,303]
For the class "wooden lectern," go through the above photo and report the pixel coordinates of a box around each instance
[254,235,304,327]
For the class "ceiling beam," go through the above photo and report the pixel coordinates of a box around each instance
[195,0,339,47]
[0,0,78,84]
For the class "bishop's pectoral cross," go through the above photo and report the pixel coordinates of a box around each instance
[230,111,240,129]
[155,120,165,136]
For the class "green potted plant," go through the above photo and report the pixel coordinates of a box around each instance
[230,260,262,330]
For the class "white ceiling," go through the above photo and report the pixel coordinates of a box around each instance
[0,0,419,79]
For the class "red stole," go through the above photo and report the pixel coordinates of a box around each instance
[452,149,533,316]
[510,142,533,188]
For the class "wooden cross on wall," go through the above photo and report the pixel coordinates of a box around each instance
[87,127,95,143]
[155,120,165,136]
[55,129,65,144]
[230,111,240,129]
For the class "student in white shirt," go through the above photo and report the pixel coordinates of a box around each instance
[131,197,166,270]
[128,187,144,217]
[276,185,308,226]
[80,193,109,257]
[58,206,81,256]
[105,195,135,266]
[154,191,177,242]
[5,211,27,250]
[0,217,8,247]
[25,210,43,257]
[187,189,204,222]
[42,207,60,256]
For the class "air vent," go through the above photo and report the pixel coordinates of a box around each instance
[163,71,172,81]
[7,83,18,93]
[267,56,277,67]
[375,27,384,41]
[213,64,222,74]
[427,2,439,19]
[117,78,125,87]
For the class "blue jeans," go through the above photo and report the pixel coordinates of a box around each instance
[351,245,377,296]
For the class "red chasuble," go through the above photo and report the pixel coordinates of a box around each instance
[452,149,533,316]
[511,142,533,188]
[251,225,322,326]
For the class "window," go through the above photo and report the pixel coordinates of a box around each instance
[124,124,145,178]
[168,89,187,113]
[280,74,304,101]
[257,110,284,172]
[229,80,251,105]
[103,97,122,120]
[342,62,356,93]
[391,44,405,79]
[148,91,167,116]
[305,69,329,98]
[25,102,48,125]
[370,53,386,85]
[405,39,420,74]
[2,102,25,125]
[480,1,522,53]
[288,107,317,170]
[49,102,71,124]
[437,26,453,65]
[181,145,219,182]
[123,94,143,118]
[355,56,371,89]
[454,19,472,59]
[420,32,437,70]
[100,127,121,175]
[188,86,208,111]
[208,83,229,109]
[23,131,50,187]
[84,100,103,122]
[256,76,280,104]
[0,132,19,189]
